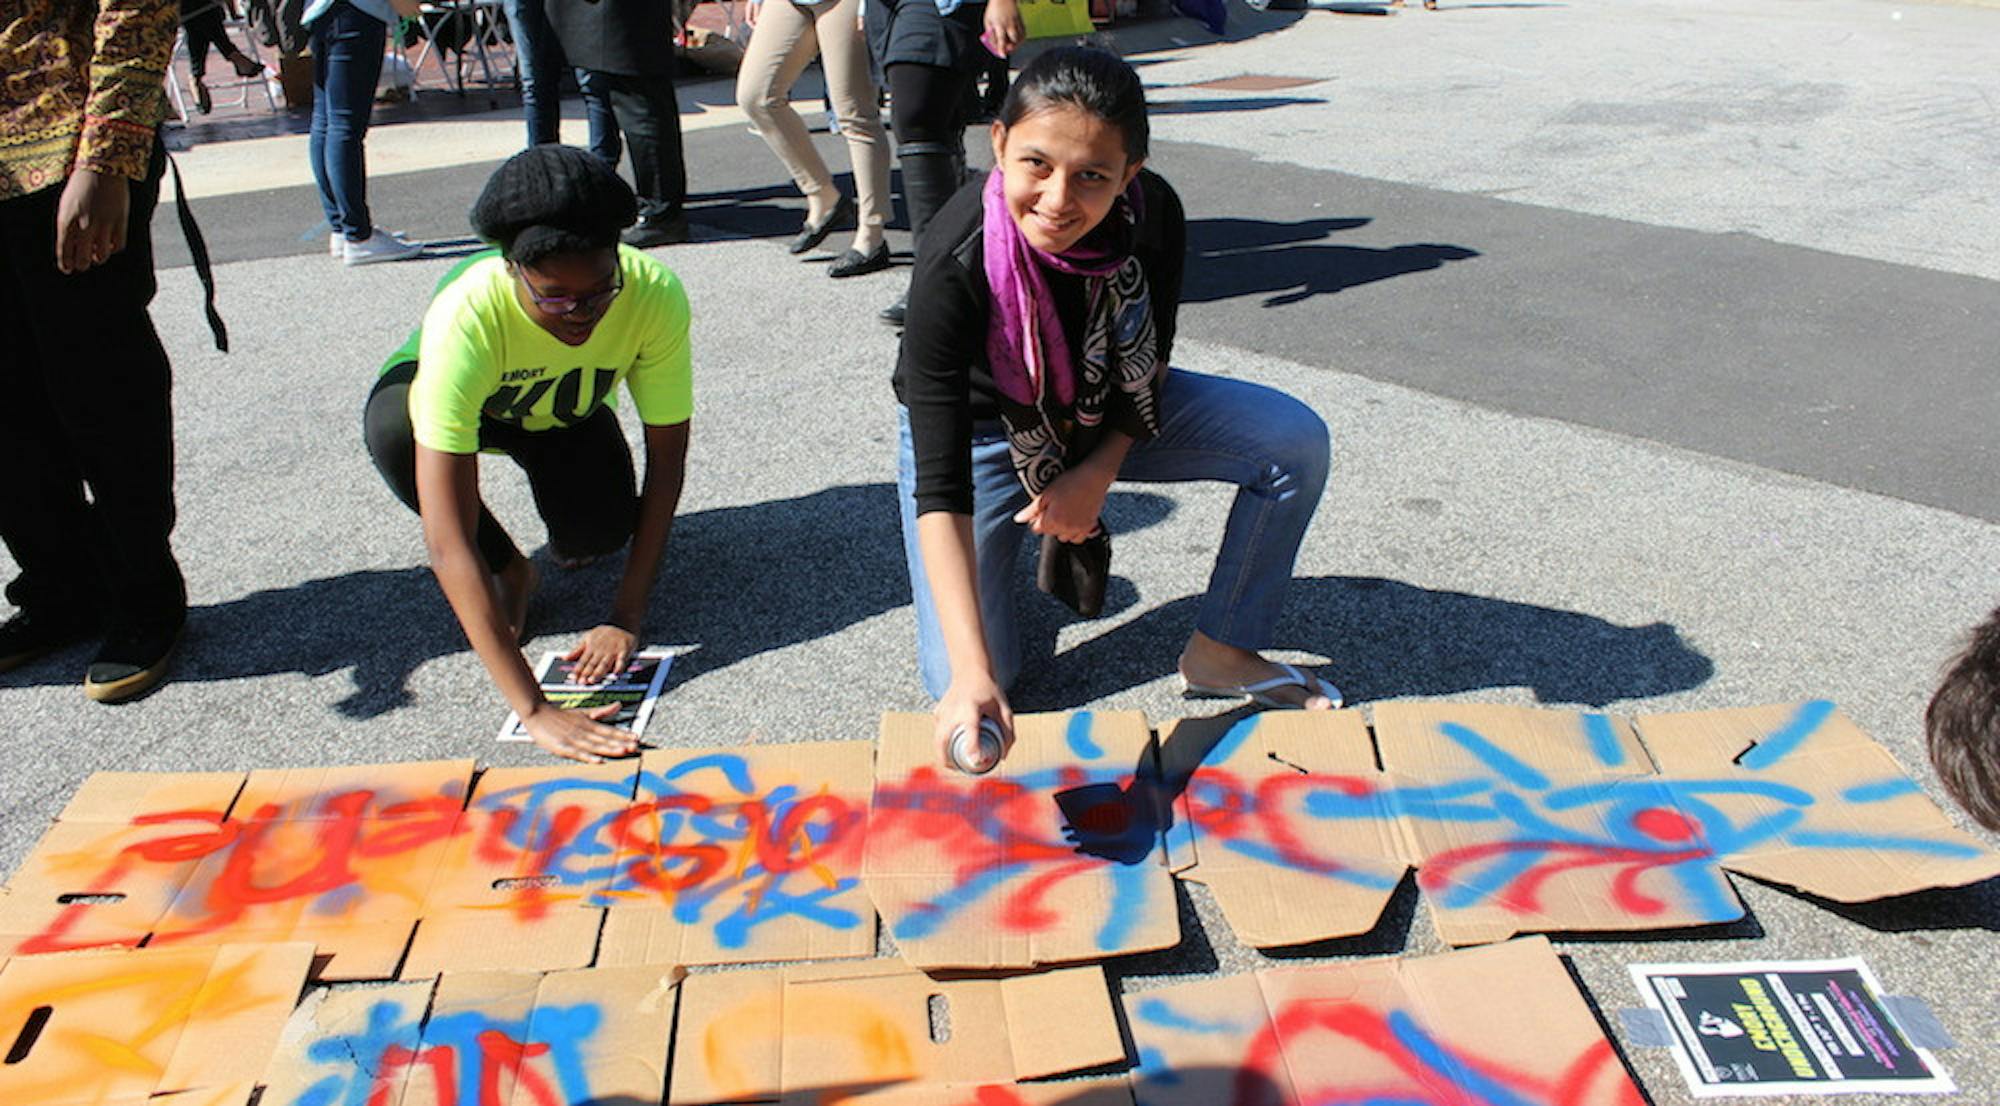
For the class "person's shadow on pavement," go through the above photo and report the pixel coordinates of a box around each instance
[5,484,1182,718]
[1183,215,1479,307]
[1012,574,1714,710]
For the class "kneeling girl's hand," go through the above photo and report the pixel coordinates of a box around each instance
[935,672,1016,770]
[1014,462,1114,544]
[523,701,639,763]
[567,624,636,684]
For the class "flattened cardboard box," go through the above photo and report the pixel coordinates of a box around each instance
[591,741,877,966]
[262,963,682,1106]
[0,941,312,1106]
[1170,702,1999,949]
[865,711,1179,970]
[1126,936,1642,1106]
[670,962,1125,1105]
[817,1076,1134,1104]
[402,762,641,978]
[1159,711,1411,947]
[0,770,249,956]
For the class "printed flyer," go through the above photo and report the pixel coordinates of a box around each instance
[1629,957,1952,1097]
[497,647,675,742]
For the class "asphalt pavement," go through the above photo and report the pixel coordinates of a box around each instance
[3,1,1998,1104]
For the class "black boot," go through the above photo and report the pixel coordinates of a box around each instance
[880,145,965,328]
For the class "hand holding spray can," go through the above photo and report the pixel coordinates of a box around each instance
[948,717,1005,775]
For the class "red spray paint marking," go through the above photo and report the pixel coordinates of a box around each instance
[1238,1000,1642,1106]
[1417,840,1707,916]
[370,1031,557,1106]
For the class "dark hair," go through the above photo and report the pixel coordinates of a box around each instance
[469,144,637,266]
[1927,607,2000,831]
[997,46,1149,163]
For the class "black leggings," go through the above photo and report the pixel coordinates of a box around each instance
[364,362,638,574]
[888,61,975,153]
[182,1,242,78]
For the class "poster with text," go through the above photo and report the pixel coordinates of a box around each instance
[498,647,675,742]
[1629,957,1952,1097]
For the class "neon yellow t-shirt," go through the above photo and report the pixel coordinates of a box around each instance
[398,245,693,454]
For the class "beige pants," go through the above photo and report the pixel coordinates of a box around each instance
[735,0,892,237]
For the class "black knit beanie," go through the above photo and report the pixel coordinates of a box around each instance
[469,144,638,263]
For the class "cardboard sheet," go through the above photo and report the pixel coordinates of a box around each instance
[1169,702,2000,948]
[0,942,312,1106]
[2,752,879,978]
[595,741,878,965]
[402,763,640,978]
[1127,937,1643,1106]
[671,962,1125,1105]
[262,963,682,1106]
[865,711,1180,970]
[2,700,1991,974]
[1159,711,1411,946]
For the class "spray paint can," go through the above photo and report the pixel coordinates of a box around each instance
[948,717,1005,775]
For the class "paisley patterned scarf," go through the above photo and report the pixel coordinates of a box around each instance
[982,169,1162,497]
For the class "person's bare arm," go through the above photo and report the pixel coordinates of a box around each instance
[416,444,637,762]
[567,420,690,682]
[917,511,1017,767]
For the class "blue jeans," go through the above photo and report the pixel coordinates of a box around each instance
[504,0,619,163]
[897,368,1331,699]
[307,1,385,240]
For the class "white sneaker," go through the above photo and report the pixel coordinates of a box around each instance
[344,228,423,266]
[329,232,345,259]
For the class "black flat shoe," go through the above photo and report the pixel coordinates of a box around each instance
[878,291,908,328]
[828,242,891,278]
[623,213,690,248]
[788,194,854,255]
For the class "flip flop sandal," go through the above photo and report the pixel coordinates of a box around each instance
[1183,662,1344,710]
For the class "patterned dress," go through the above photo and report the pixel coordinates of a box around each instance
[1,0,176,201]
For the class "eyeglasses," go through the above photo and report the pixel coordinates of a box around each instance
[514,265,623,319]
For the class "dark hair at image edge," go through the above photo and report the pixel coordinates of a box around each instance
[998,45,1149,163]
[469,144,638,267]
[1925,606,2000,831]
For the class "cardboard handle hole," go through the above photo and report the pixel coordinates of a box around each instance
[5,1006,51,1065]
[927,994,952,1045]
[493,876,559,891]
[55,893,125,904]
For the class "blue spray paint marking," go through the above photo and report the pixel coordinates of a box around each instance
[1377,780,1501,824]
[288,999,606,1106]
[1066,712,1105,759]
[1663,856,1744,922]
[313,882,365,917]
[1843,778,1923,803]
[1204,714,1264,768]
[1387,1009,1539,1106]
[1097,862,1154,949]
[1738,699,1836,771]
[1437,723,1551,791]
[1786,831,1982,858]
[1133,1045,1181,1086]
[1135,997,1247,1035]
[1583,713,1626,768]
[710,878,864,948]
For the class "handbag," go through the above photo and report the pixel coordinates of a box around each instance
[1037,526,1112,618]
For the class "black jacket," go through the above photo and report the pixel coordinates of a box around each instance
[547,0,675,76]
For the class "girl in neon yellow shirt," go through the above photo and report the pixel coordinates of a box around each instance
[364,145,691,762]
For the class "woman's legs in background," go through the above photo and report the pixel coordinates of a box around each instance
[505,0,620,162]
[308,3,386,243]
[736,0,839,226]
[816,0,889,256]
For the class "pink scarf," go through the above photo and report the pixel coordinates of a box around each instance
[982,169,1161,496]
